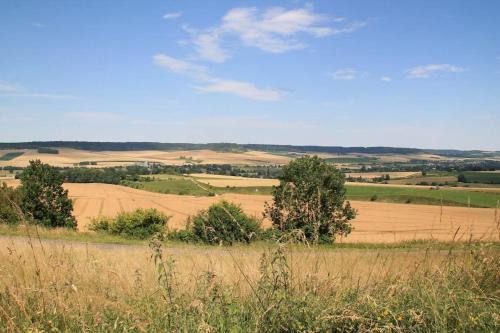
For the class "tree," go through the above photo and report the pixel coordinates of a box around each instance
[191,201,261,245]
[0,183,22,225]
[20,160,76,228]
[264,156,356,244]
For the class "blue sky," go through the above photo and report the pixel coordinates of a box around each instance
[0,0,499,150]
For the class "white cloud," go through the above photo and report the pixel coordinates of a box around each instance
[64,112,122,121]
[33,23,46,28]
[0,81,21,93]
[5,93,77,99]
[194,79,283,101]
[163,12,182,20]
[328,68,358,80]
[381,76,392,82]
[406,64,467,79]
[153,54,283,101]
[183,6,365,62]
[0,80,77,99]
[153,54,208,80]
[193,31,230,63]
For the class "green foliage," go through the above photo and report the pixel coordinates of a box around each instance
[191,201,261,245]
[459,171,500,184]
[265,156,356,244]
[0,151,24,161]
[37,147,59,154]
[90,208,169,239]
[20,160,76,228]
[0,183,22,225]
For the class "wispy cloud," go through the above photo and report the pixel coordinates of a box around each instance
[153,54,208,80]
[5,93,77,99]
[163,12,182,20]
[0,80,77,99]
[381,76,392,82]
[64,111,122,121]
[406,64,467,79]
[194,79,282,101]
[0,81,21,93]
[33,23,46,28]
[153,54,283,101]
[182,6,365,63]
[328,68,358,80]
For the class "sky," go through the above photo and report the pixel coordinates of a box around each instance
[0,0,499,150]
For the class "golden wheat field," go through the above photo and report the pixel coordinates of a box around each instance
[31,182,500,243]
[0,148,291,167]
[2,178,498,242]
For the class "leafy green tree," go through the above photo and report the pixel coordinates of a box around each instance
[192,201,261,245]
[0,183,22,225]
[265,156,356,244]
[20,160,76,228]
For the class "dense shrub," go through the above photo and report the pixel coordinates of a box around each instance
[191,201,261,245]
[90,208,169,239]
[0,183,22,225]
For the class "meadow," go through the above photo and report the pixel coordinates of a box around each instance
[461,171,500,184]
[0,233,498,332]
[124,174,500,208]
[0,151,24,161]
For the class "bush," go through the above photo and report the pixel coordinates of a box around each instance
[166,228,198,243]
[191,201,261,245]
[370,194,378,201]
[90,209,169,239]
[0,183,22,225]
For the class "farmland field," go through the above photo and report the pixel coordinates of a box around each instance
[0,182,490,243]
[460,171,500,184]
[0,151,24,161]
[0,148,292,167]
[121,173,500,208]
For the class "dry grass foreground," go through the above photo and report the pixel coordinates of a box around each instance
[1,235,497,331]
[0,148,291,167]
[3,180,491,243]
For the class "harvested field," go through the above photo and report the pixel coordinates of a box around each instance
[28,183,497,243]
[0,148,291,167]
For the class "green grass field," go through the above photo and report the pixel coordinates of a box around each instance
[345,185,500,208]
[123,175,500,208]
[124,177,213,196]
[0,151,24,161]
[461,171,500,184]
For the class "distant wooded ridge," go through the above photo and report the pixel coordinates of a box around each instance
[0,141,496,157]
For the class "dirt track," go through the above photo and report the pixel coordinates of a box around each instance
[61,183,498,243]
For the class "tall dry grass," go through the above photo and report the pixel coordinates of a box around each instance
[0,231,498,332]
